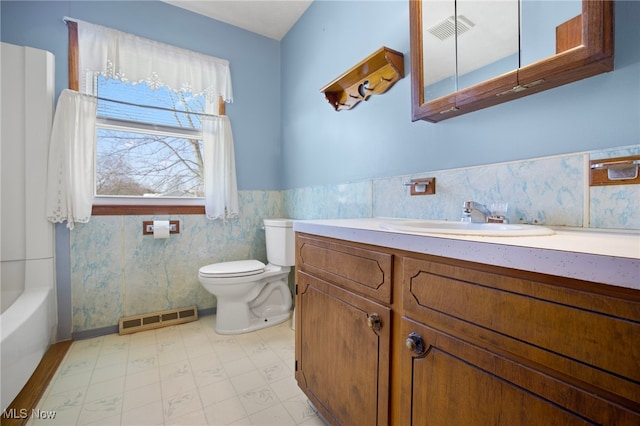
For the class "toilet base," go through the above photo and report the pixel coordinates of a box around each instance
[214,309,291,335]
[201,266,293,335]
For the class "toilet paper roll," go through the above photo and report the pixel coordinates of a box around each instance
[153,220,171,239]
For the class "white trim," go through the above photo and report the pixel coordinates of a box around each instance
[96,117,202,139]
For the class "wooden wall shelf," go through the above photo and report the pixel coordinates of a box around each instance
[321,46,404,111]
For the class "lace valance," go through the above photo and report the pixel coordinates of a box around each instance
[76,19,233,103]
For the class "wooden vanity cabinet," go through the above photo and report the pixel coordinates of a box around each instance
[295,233,394,425]
[295,233,640,425]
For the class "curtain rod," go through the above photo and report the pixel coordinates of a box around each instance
[62,16,79,24]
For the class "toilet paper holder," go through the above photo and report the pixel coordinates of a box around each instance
[142,220,180,235]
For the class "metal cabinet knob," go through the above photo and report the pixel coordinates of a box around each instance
[406,332,427,355]
[367,313,382,331]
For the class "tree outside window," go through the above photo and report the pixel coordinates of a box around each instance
[95,76,206,198]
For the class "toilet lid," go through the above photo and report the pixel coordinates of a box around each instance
[199,260,266,278]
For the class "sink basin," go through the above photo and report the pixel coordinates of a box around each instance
[380,220,555,237]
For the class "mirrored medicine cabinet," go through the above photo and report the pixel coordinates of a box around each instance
[410,0,614,122]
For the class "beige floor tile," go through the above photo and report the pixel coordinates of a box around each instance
[124,367,161,391]
[269,375,302,402]
[203,395,248,425]
[165,407,208,426]
[76,393,123,425]
[57,356,97,378]
[95,350,129,369]
[48,369,93,395]
[249,403,297,426]
[122,382,163,412]
[31,394,83,426]
[258,361,291,384]
[127,353,158,375]
[230,370,268,395]
[227,417,253,426]
[127,331,157,350]
[199,378,237,408]
[90,362,128,385]
[162,389,203,422]
[84,376,126,404]
[121,400,164,426]
[282,395,321,425]
[247,347,281,368]
[84,412,122,425]
[223,356,255,378]
[33,317,323,425]
[238,385,279,416]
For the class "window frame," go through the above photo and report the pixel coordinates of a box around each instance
[67,21,226,216]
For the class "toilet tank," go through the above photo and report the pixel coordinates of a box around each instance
[263,218,295,267]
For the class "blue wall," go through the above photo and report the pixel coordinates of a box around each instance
[281,0,640,189]
[3,0,638,191]
[0,0,282,191]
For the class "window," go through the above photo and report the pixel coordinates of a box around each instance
[95,76,207,201]
[59,19,237,218]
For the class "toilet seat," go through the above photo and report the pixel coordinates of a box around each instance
[199,260,266,278]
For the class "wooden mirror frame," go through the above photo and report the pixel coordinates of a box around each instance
[410,0,614,123]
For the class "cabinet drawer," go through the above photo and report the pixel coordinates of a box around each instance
[402,256,640,411]
[296,233,393,304]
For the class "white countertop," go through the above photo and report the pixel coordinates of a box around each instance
[293,218,640,290]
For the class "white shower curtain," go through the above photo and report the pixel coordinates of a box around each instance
[45,89,96,229]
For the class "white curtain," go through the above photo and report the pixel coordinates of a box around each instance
[46,19,239,226]
[203,115,239,220]
[45,89,97,229]
[76,19,233,102]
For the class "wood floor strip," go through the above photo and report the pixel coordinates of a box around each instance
[1,340,72,426]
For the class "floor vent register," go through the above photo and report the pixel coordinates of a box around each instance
[118,305,198,335]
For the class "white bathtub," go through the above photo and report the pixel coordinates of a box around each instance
[1,43,57,412]
[1,261,56,412]
[0,43,57,411]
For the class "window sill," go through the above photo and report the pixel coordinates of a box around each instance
[92,205,205,215]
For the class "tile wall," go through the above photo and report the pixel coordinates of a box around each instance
[70,191,283,334]
[285,144,639,228]
[70,145,639,334]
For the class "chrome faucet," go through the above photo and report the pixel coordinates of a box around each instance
[461,201,491,223]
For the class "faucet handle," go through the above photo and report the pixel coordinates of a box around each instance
[490,201,509,217]
[488,201,509,223]
[487,216,509,224]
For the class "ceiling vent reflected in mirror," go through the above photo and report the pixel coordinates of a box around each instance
[427,15,475,41]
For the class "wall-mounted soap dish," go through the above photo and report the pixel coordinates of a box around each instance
[404,177,436,195]
[590,155,640,186]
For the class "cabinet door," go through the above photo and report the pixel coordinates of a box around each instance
[400,317,640,425]
[296,271,390,426]
[402,256,640,421]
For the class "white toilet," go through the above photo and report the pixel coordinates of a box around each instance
[199,218,295,334]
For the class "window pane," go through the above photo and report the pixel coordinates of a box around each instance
[96,76,205,130]
[94,76,206,199]
[96,128,204,197]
